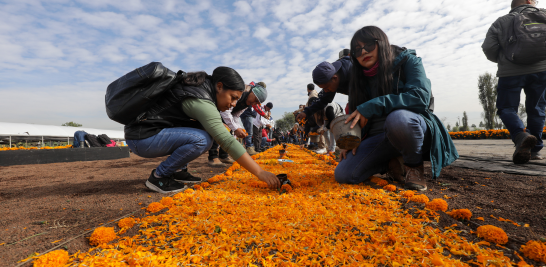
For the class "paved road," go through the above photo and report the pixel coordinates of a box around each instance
[451,140,545,176]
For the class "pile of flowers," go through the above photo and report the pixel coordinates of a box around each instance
[449,127,546,140]
[0,144,72,151]
[33,144,538,266]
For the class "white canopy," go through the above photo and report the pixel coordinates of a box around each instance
[0,122,125,140]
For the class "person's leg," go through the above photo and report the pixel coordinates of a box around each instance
[261,137,267,149]
[497,75,525,143]
[523,72,546,153]
[253,125,261,151]
[384,110,430,190]
[326,129,336,152]
[128,127,213,177]
[208,141,219,161]
[335,133,400,184]
[242,117,254,147]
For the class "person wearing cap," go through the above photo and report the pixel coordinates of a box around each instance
[240,83,268,155]
[208,82,267,166]
[252,102,273,152]
[295,55,352,123]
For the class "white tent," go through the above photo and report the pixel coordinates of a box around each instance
[0,122,125,147]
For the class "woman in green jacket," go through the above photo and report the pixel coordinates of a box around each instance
[336,26,458,191]
[125,67,280,193]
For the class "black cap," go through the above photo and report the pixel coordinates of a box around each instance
[266,102,273,109]
[312,61,342,85]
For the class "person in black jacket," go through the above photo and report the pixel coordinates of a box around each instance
[295,56,352,122]
[124,67,280,193]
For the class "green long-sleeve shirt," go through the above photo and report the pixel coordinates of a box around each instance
[182,98,246,160]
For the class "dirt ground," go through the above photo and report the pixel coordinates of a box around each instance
[0,153,545,266]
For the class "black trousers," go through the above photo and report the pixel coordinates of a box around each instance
[208,141,228,160]
[253,125,262,150]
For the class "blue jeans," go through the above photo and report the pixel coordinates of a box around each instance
[127,127,213,177]
[241,116,254,147]
[335,110,430,184]
[497,72,546,152]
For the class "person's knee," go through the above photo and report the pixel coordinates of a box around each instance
[196,133,213,152]
[385,110,415,130]
[335,163,355,184]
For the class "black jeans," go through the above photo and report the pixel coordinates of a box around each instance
[253,125,262,149]
[208,141,228,160]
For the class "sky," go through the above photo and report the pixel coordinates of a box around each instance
[0,0,516,131]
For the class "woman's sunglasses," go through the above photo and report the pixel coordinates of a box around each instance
[351,40,378,58]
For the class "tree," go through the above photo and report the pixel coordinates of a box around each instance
[471,124,476,128]
[518,104,527,127]
[479,121,484,127]
[275,112,295,132]
[62,121,82,127]
[447,124,451,131]
[478,72,498,129]
[462,111,469,131]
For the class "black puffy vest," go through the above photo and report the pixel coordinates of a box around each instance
[124,78,217,140]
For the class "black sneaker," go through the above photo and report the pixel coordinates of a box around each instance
[145,170,186,194]
[173,169,201,183]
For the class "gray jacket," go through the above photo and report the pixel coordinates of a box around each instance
[482,4,546,77]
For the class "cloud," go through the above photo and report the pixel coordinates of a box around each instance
[0,0,521,129]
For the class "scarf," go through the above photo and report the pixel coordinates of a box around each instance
[363,61,379,77]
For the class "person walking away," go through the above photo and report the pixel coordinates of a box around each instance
[339,48,350,59]
[239,83,268,155]
[335,26,458,191]
[482,0,546,163]
[125,68,280,193]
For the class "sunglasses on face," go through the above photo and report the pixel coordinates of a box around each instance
[351,40,378,58]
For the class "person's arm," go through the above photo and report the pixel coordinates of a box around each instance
[356,54,432,120]
[482,18,502,63]
[220,108,239,131]
[253,105,266,117]
[324,106,336,129]
[182,99,279,188]
[302,90,336,118]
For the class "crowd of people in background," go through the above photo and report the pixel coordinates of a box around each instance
[118,0,544,194]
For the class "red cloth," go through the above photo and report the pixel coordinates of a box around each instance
[106,140,116,147]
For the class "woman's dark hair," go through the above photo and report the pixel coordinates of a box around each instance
[348,26,394,113]
[182,67,245,92]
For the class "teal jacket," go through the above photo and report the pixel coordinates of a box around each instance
[356,48,459,178]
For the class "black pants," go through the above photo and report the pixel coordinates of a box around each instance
[253,125,262,150]
[208,141,228,160]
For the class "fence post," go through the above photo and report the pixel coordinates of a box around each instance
[9,136,11,148]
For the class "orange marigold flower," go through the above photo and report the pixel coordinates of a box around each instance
[520,240,546,263]
[118,218,136,229]
[185,188,195,194]
[281,184,293,192]
[477,225,508,244]
[33,249,69,267]
[383,184,396,192]
[193,184,203,190]
[401,191,415,198]
[146,202,165,213]
[410,194,430,204]
[160,197,174,207]
[477,217,485,221]
[201,182,211,188]
[446,209,472,220]
[89,227,117,246]
[426,199,448,212]
[431,253,444,266]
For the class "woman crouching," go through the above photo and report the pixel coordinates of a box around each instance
[336,26,458,191]
[125,67,280,193]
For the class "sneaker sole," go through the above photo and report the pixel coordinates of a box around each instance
[145,181,186,194]
[405,184,428,191]
[173,179,201,184]
[513,136,537,164]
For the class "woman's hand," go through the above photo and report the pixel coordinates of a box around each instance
[339,147,358,161]
[257,170,280,189]
[296,112,306,121]
[345,110,368,129]
[234,128,247,138]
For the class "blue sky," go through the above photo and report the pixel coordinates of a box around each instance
[0,0,514,130]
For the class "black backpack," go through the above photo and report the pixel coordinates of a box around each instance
[97,134,111,146]
[503,7,546,65]
[105,62,185,125]
[85,134,103,147]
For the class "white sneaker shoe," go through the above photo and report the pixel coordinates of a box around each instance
[313,148,327,154]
